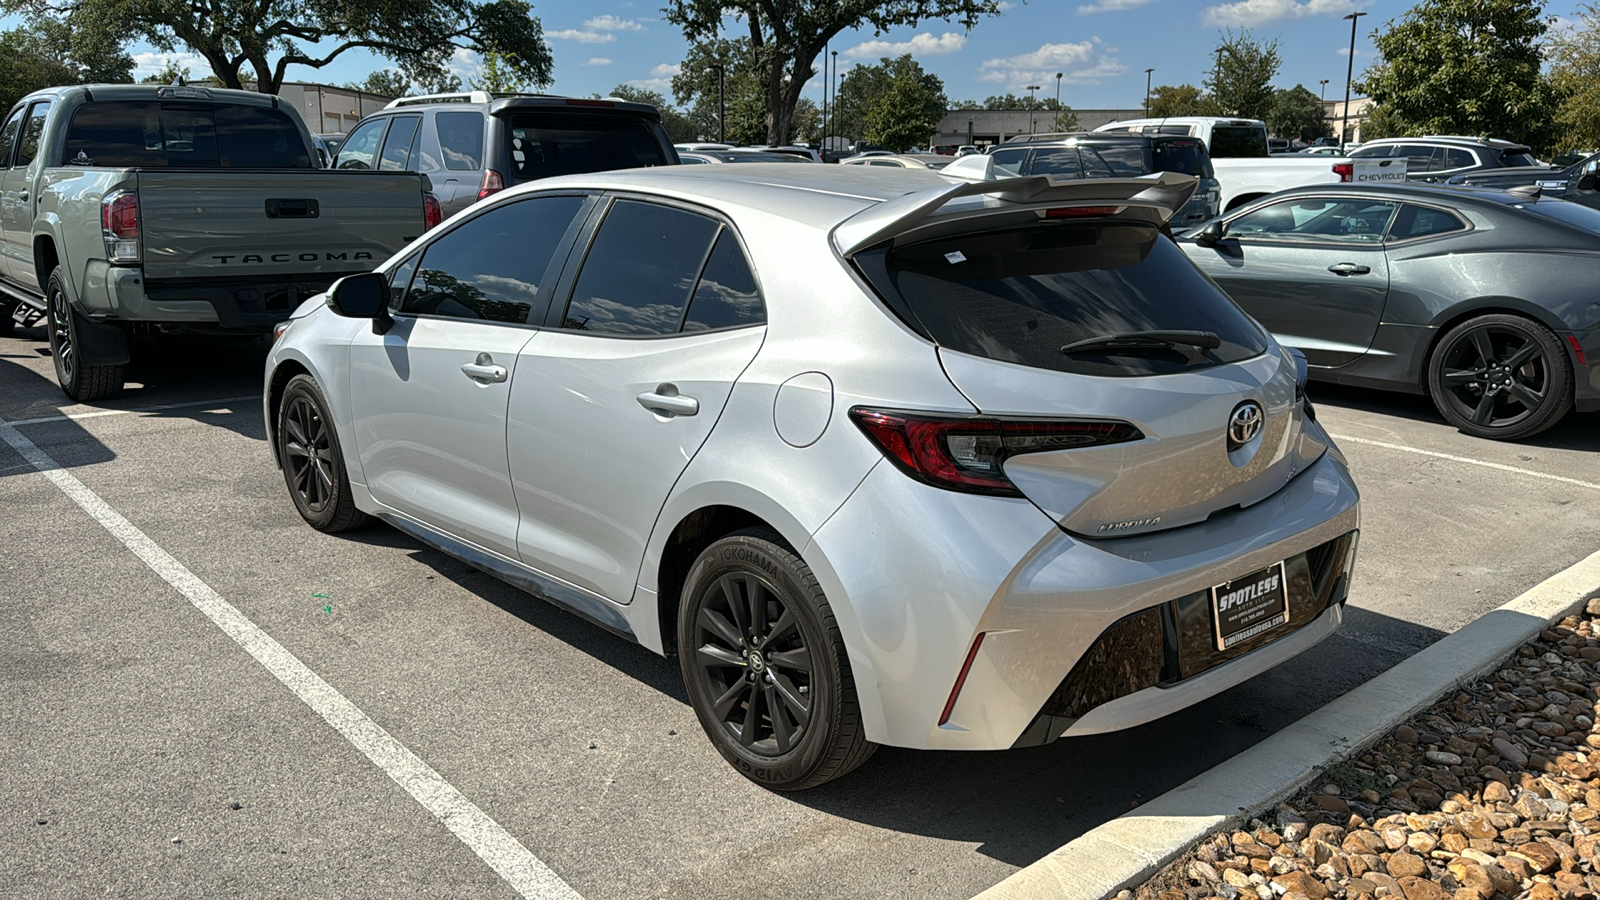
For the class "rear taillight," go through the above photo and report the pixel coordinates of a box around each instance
[848,407,1143,496]
[101,190,140,263]
[1333,162,1353,183]
[477,169,504,200]
[423,192,443,228]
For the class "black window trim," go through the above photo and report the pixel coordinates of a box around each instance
[1220,193,1401,249]
[0,103,27,169]
[377,114,422,172]
[388,189,599,329]
[542,190,768,340]
[16,99,52,169]
[1383,198,1473,245]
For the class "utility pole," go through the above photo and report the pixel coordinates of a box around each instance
[1341,11,1366,148]
[709,63,725,143]
[831,50,839,152]
[1027,84,1040,134]
[1055,71,1063,121]
[1144,68,1154,116]
[821,42,828,150]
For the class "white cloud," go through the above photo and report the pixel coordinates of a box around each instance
[132,51,209,81]
[977,40,1127,88]
[1335,46,1368,57]
[624,63,681,93]
[548,29,617,44]
[585,14,644,31]
[997,1,1016,9]
[1077,0,1153,14]
[1201,0,1370,27]
[585,57,613,66]
[447,47,481,84]
[842,32,967,60]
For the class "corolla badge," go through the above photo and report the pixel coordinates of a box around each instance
[1227,401,1264,450]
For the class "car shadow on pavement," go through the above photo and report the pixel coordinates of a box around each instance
[0,357,115,477]
[1308,383,1599,451]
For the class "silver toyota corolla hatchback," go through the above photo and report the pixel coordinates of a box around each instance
[265,165,1360,789]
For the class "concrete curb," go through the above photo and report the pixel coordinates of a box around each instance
[973,549,1600,900]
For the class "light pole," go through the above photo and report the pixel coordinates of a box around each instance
[831,50,839,151]
[1144,67,1154,116]
[709,63,725,143]
[1319,78,1328,102]
[1341,11,1366,148]
[821,43,828,150]
[1054,72,1063,123]
[1027,84,1040,134]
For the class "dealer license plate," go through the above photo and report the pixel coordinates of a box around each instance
[1211,562,1289,651]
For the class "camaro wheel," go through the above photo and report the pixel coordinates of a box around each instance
[1427,313,1572,441]
[46,267,125,401]
[277,374,371,532]
[678,529,875,790]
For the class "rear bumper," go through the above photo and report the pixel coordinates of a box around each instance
[78,264,340,332]
[806,449,1360,750]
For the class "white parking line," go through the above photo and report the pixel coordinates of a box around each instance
[1329,433,1600,492]
[0,418,583,900]
[5,395,261,427]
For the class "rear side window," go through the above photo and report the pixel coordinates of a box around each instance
[990,148,1027,176]
[1029,148,1083,177]
[61,101,311,168]
[1396,145,1442,173]
[1208,126,1267,159]
[683,230,764,331]
[17,101,50,167]
[1388,204,1466,241]
[402,195,586,324]
[1442,148,1475,170]
[877,223,1268,377]
[563,200,720,335]
[436,112,485,170]
[1085,145,1147,177]
[504,114,670,181]
[1152,139,1213,178]
[1499,149,1538,168]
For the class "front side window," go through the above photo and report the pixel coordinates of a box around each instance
[334,119,386,170]
[1152,139,1212,178]
[402,195,586,323]
[563,200,720,336]
[1228,197,1398,243]
[436,112,484,171]
[0,106,25,167]
[16,101,51,167]
[378,116,420,171]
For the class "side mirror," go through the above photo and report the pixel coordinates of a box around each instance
[1194,220,1227,247]
[326,271,394,333]
[1578,174,1597,192]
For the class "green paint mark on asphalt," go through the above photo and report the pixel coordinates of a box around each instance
[325,604,333,615]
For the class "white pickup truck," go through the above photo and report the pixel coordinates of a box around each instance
[1093,116,1406,212]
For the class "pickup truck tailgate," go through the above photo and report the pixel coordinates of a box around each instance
[136,170,427,280]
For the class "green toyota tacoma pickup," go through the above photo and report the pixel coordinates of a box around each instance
[0,83,440,400]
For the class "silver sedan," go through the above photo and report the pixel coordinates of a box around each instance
[265,165,1359,789]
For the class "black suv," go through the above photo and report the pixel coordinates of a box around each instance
[987,132,1221,226]
[1349,136,1540,183]
[332,91,678,217]
[1445,150,1600,210]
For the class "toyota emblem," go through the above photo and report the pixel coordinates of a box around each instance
[1227,401,1264,450]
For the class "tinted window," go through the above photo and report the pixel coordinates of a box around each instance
[334,119,385,169]
[402,195,585,323]
[16,101,50,167]
[684,230,764,331]
[378,116,419,171]
[880,224,1267,377]
[61,101,310,168]
[1396,145,1441,172]
[505,114,670,181]
[388,254,420,309]
[1208,125,1267,158]
[0,107,24,166]
[990,148,1027,176]
[1442,148,1475,170]
[1499,149,1538,168]
[1085,145,1148,177]
[1151,139,1212,177]
[564,200,719,335]
[1388,204,1466,241]
[436,112,484,170]
[1030,148,1083,177]
[1229,197,1398,243]
[1350,145,1394,158]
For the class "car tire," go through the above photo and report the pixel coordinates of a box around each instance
[677,528,875,790]
[276,374,371,532]
[1426,313,1572,441]
[46,267,124,401]
[0,298,16,336]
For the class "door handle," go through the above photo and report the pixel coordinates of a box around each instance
[461,352,507,383]
[637,383,699,417]
[1327,262,1370,276]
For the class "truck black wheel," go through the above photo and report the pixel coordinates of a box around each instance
[46,268,124,401]
[0,299,16,336]
[678,528,875,790]
[277,374,371,532]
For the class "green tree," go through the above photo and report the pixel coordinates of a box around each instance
[471,47,527,93]
[673,37,770,143]
[663,0,1001,145]
[141,59,192,85]
[1358,0,1559,149]
[1052,108,1080,131]
[836,55,946,146]
[1148,84,1220,117]
[1207,29,1280,119]
[347,70,413,98]
[1548,2,1600,151]
[3,0,552,96]
[948,98,983,111]
[1266,84,1331,141]
[607,84,699,142]
[0,16,133,112]
[980,93,1062,110]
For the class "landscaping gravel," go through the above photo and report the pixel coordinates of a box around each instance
[1133,597,1600,900]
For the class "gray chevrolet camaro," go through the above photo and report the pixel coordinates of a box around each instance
[1178,183,1600,440]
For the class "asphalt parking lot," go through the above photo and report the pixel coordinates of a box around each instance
[2,324,1596,899]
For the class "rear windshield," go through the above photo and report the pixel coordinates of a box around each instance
[1208,125,1268,159]
[503,113,670,181]
[1152,138,1214,178]
[876,223,1268,377]
[1498,149,1538,168]
[62,101,312,168]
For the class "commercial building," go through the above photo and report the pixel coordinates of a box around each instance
[1323,97,1373,144]
[931,108,1144,147]
[277,82,395,135]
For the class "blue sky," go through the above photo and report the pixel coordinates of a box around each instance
[125,0,1589,109]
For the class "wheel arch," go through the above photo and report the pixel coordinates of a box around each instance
[265,357,313,469]
[653,504,790,659]
[1419,300,1573,393]
[33,233,59,292]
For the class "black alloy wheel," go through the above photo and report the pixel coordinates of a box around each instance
[45,267,124,401]
[678,529,874,790]
[48,278,76,388]
[276,374,370,532]
[1427,313,1572,441]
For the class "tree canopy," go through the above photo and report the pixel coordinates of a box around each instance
[1267,84,1331,141]
[1358,0,1558,149]
[672,37,771,143]
[834,55,947,150]
[0,15,131,112]
[2,0,553,96]
[346,70,413,98]
[1207,29,1280,120]
[1548,2,1600,151]
[663,0,1000,145]
[1148,84,1220,118]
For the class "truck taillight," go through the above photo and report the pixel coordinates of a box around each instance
[477,169,504,200]
[101,190,141,264]
[1333,162,1354,183]
[423,192,443,228]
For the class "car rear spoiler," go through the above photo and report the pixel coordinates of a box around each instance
[832,169,1198,257]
